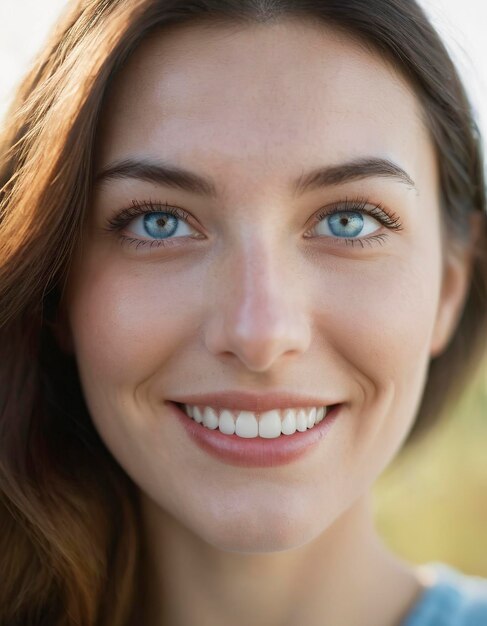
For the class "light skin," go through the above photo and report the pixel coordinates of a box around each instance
[61,18,473,626]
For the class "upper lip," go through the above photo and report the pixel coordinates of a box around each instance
[168,391,335,412]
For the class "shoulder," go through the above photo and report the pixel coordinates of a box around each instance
[454,568,487,625]
[403,562,487,626]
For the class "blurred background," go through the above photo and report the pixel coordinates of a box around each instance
[1,0,486,577]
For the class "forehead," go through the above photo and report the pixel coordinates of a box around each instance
[96,18,436,193]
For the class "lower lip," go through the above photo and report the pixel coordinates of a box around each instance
[166,401,341,468]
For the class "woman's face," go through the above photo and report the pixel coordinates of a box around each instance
[64,19,469,552]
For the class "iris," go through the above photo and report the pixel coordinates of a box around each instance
[143,212,178,239]
[328,212,364,238]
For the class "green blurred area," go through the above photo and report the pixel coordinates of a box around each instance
[373,362,487,577]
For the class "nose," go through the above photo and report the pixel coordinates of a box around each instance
[204,239,311,372]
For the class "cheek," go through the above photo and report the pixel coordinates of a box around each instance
[309,239,443,442]
[326,258,438,378]
[314,246,438,346]
[66,254,204,407]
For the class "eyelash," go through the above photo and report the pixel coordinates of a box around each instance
[103,197,403,250]
[103,200,196,251]
[311,197,403,248]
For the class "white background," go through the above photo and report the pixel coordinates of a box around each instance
[1,0,486,145]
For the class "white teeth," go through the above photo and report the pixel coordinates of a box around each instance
[192,406,203,423]
[202,407,219,430]
[258,410,282,439]
[281,409,297,435]
[296,409,308,432]
[235,411,259,438]
[182,404,330,438]
[218,409,236,435]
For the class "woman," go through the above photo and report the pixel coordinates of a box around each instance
[1,0,486,624]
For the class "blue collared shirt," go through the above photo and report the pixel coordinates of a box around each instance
[402,562,487,625]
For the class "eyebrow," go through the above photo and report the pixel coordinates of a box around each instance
[95,156,416,196]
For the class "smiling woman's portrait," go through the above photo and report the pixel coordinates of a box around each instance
[1,1,487,625]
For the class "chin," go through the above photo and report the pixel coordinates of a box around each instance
[186,509,324,554]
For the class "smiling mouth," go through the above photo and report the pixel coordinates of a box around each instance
[174,402,338,439]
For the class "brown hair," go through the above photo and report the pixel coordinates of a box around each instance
[1,0,486,623]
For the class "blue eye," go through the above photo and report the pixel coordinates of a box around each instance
[104,198,403,252]
[130,211,195,240]
[315,210,381,239]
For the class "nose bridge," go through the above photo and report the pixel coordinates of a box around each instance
[205,233,311,372]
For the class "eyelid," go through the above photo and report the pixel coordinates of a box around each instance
[311,197,403,230]
[101,199,204,252]
[103,199,193,232]
[103,196,403,252]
